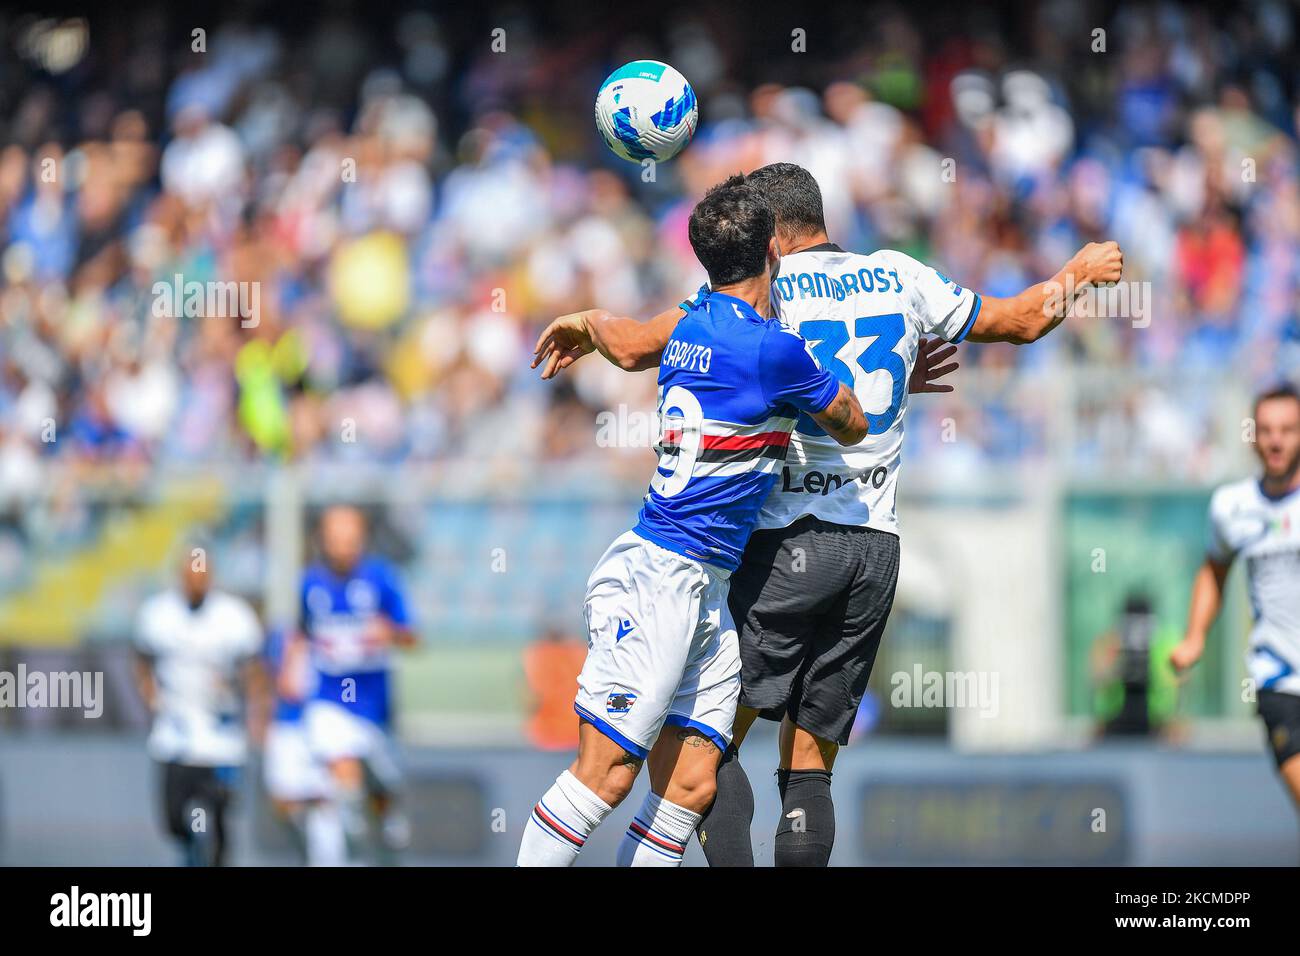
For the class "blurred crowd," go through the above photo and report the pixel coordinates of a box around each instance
[2,1,1299,505]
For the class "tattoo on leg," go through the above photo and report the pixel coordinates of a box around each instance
[620,751,644,770]
[676,729,711,748]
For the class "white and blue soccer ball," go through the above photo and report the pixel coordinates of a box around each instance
[594,60,698,164]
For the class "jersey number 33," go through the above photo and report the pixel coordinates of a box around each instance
[798,312,906,435]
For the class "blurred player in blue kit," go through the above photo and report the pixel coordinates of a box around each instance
[284,505,418,863]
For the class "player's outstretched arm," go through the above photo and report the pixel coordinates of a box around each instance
[965,241,1124,345]
[1170,557,1231,673]
[536,311,963,389]
[810,383,869,446]
[532,305,684,379]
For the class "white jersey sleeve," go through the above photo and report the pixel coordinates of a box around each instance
[879,250,981,343]
[1205,486,1239,564]
[134,595,163,656]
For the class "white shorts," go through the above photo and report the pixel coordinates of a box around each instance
[263,720,329,802]
[303,700,402,792]
[574,531,741,758]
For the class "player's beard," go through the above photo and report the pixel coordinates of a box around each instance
[1262,446,1300,487]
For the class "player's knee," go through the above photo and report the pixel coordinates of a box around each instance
[330,757,364,790]
[572,755,639,807]
[662,768,717,814]
[598,771,637,808]
[789,727,837,771]
[1277,754,1300,803]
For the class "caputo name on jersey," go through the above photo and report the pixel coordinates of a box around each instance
[775,267,903,302]
[662,338,713,372]
[781,465,889,495]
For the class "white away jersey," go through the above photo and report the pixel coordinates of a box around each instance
[1206,478,1300,697]
[758,244,979,534]
[135,589,263,766]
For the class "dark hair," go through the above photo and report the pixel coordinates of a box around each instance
[1254,383,1300,417]
[745,162,827,238]
[687,174,775,287]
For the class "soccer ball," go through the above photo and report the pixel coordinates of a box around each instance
[594,60,698,164]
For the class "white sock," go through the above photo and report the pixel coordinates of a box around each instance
[616,791,700,867]
[517,770,612,867]
[336,785,368,839]
[304,803,348,867]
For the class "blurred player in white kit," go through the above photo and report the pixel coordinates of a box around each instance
[134,540,267,866]
[1172,385,1300,829]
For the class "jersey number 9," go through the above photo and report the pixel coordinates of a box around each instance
[652,385,703,498]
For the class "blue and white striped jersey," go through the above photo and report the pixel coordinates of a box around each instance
[633,290,840,572]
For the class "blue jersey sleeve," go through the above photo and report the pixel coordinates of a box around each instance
[378,563,411,628]
[298,577,312,634]
[264,628,286,671]
[758,326,841,414]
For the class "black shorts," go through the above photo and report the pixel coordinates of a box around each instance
[159,762,236,864]
[728,515,900,746]
[1258,690,1300,769]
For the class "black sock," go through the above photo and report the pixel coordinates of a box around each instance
[774,769,834,867]
[696,746,755,866]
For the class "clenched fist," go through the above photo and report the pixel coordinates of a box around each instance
[1071,240,1124,287]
